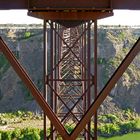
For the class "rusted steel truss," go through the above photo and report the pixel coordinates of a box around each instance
[0,0,140,140]
[44,20,98,139]
[0,33,140,140]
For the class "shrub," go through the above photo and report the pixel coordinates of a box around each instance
[21,128,40,140]
[135,118,140,130]
[98,114,119,124]
[1,131,12,140]
[0,131,2,140]
[0,128,42,140]
[65,124,75,134]
[24,32,31,38]
[12,128,21,139]
[119,120,137,134]
[40,130,44,140]
[98,123,120,137]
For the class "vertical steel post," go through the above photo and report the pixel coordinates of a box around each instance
[87,21,91,140]
[43,20,47,140]
[54,22,57,114]
[94,20,98,140]
[83,23,87,140]
[50,21,54,140]
[81,24,86,123]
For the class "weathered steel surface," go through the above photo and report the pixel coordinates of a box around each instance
[28,11,113,20]
[0,0,27,9]
[94,20,98,140]
[29,0,111,9]
[43,20,47,140]
[0,0,140,10]
[112,0,140,10]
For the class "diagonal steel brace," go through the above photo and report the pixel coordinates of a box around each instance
[0,37,70,140]
[70,37,140,139]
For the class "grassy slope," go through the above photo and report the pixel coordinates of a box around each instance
[99,132,140,140]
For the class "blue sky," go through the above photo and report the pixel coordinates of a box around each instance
[0,10,140,25]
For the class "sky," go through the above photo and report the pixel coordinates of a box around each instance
[0,10,140,25]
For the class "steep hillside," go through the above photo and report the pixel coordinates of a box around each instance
[0,24,43,112]
[0,24,140,114]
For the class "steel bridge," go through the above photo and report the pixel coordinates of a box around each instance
[0,0,140,140]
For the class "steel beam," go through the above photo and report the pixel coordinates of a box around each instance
[94,20,98,140]
[0,0,27,9]
[29,0,111,9]
[28,11,113,21]
[112,0,140,10]
[0,0,140,10]
[43,20,47,140]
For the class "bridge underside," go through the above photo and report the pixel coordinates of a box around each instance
[0,0,140,140]
[0,0,140,10]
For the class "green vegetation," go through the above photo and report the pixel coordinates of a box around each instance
[109,47,130,68]
[24,31,31,39]
[0,110,140,139]
[97,110,140,137]
[0,111,42,126]
[0,128,42,140]
[99,132,140,140]
[65,123,76,134]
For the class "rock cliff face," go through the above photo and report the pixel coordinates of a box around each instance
[97,26,140,114]
[0,24,140,114]
[0,25,43,112]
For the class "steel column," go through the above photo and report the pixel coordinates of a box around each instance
[43,20,47,140]
[94,20,98,140]
[87,21,91,140]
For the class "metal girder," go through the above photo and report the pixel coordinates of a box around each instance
[112,0,140,10]
[0,0,140,10]
[28,0,111,9]
[0,0,27,9]
[28,11,113,20]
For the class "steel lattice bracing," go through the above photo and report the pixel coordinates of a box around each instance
[45,21,98,139]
